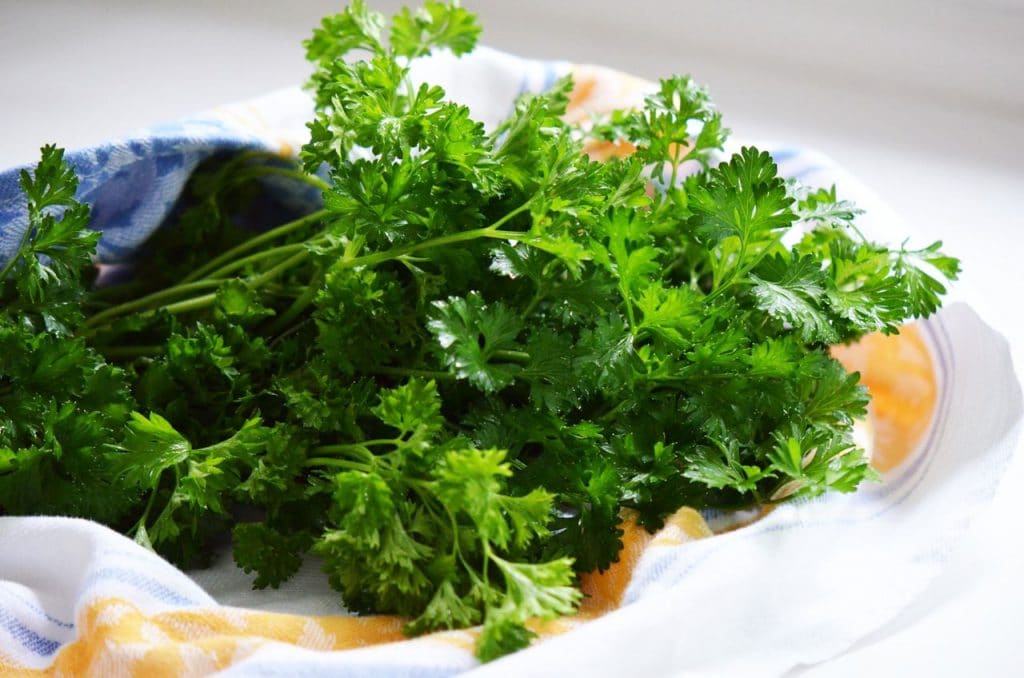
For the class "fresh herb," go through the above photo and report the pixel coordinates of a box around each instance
[0,0,959,661]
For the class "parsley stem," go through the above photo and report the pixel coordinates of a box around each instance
[490,349,531,365]
[487,202,532,231]
[266,265,322,335]
[368,366,455,381]
[706,229,788,303]
[316,440,394,454]
[87,203,528,327]
[229,165,331,193]
[112,204,530,325]
[0,241,26,283]
[342,203,530,270]
[597,398,637,422]
[269,317,312,348]
[97,345,164,359]
[344,225,506,268]
[221,247,297,301]
[520,285,548,320]
[303,457,373,472]
[132,481,163,544]
[82,279,223,329]
[152,292,217,316]
[95,248,311,322]
[643,372,736,386]
[181,208,328,284]
[0,213,41,283]
[201,242,307,280]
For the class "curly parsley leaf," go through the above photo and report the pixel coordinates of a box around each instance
[390,0,480,58]
[428,292,524,392]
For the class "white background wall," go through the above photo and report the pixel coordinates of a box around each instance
[2,1,1023,675]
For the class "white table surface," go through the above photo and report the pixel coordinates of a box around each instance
[2,1,1023,674]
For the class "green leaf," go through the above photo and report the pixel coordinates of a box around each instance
[329,471,396,549]
[390,1,481,58]
[490,554,581,621]
[749,254,838,343]
[18,145,80,210]
[683,439,772,494]
[2,145,98,332]
[517,328,579,413]
[232,523,312,589]
[435,447,514,547]
[894,241,961,318]
[115,412,191,489]
[427,292,524,392]
[214,279,275,324]
[766,425,874,500]
[689,146,796,247]
[405,580,481,636]
[477,608,535,662]
[592,75,728,177]
[371,378,443,439]
[797,354,870,427]
[793,184,863,228]
[636,282,702,345]
[574,314,638,396]
[593,208,662,300]
[304,0,385,63]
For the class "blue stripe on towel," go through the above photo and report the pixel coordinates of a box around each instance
[0,604,61,657]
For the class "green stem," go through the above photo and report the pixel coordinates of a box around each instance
[249,249,309,288]
[408,483,446,524]
[266,265,322,335]
[94,204,529,325]
[144,466,182,545]
[520,284,548,320]
[315,440,395,455]
[0,254,21,285]
[97,345,164,359]
[485,202,532,232]
[202,242,308,280]
[661,254,688,278]
[158,292,218,316]
[653,143,682,221]
[181,209,328,284]
[302,457,373,472]
[83,279,222,329]
[642,372,736,388]
[269,317,312,349]
[707,229,789,303]
[347,225,507,269]
[668,147,681,189]
[490,349,531,365]
[131,483,163,548]
[620,281,637,330]
[368,366,456,381]
[597,397,638,423]
[156,249,310,317]
[230,165,330,193]
[343,203,530,270]
[0,222,35,283]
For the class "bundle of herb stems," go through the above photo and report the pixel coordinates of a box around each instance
[0,0,958,661]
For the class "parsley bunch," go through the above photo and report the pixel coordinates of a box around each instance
[0,1,959,661]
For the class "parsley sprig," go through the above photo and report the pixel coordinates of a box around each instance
[0,0,958,661]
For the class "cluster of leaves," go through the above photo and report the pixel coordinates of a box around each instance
[0,0,959,662]
[0,146,135,523]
